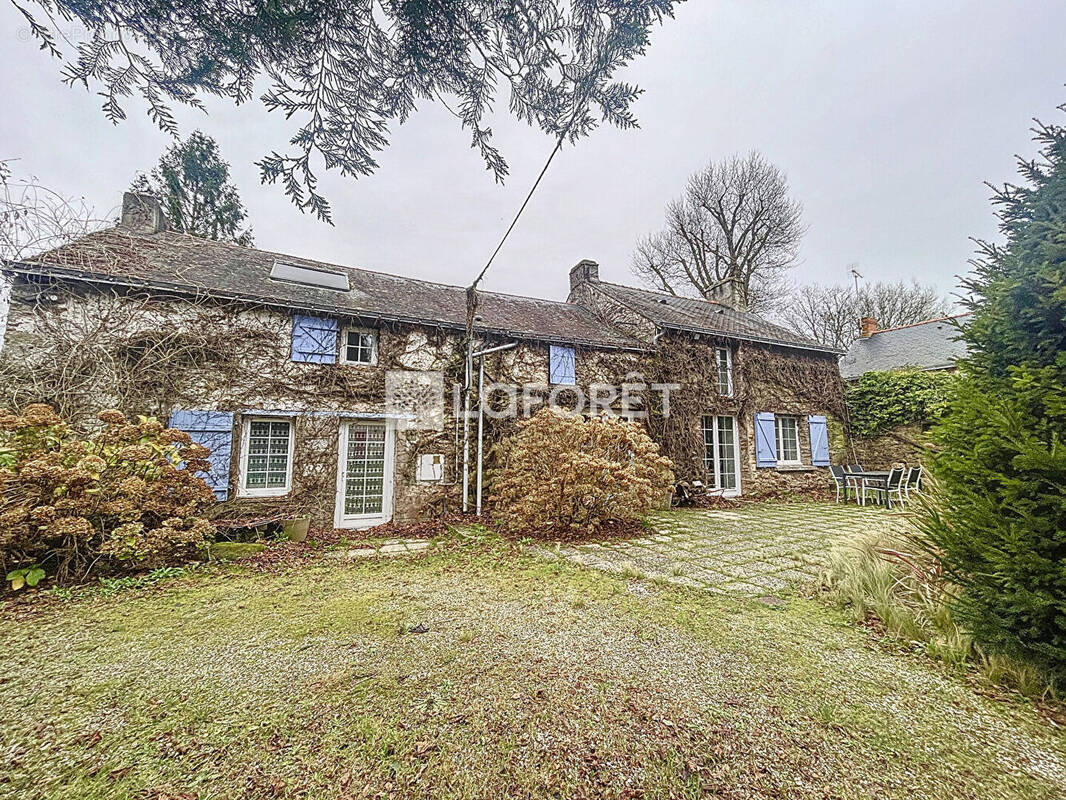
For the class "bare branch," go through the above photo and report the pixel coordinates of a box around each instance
[0,160,110,262]
[781,280,952,350]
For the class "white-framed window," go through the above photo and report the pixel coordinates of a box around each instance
[239,416,294,497]
[716,347,733,396]
[775,415,802,465]
[702,415,741,495]
[341,327,377,365]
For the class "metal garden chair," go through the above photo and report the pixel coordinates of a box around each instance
[861,467,905,508]
[829,465,851,503]
[905,465,923,501]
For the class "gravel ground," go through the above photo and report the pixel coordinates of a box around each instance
[1,530,1063,800]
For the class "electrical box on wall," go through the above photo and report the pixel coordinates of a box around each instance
[416,454,445,482]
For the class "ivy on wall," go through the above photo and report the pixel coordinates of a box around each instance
[845,369,957,438]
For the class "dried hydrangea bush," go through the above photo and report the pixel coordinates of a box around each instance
[0,404,216,587]
[493,409,674,532]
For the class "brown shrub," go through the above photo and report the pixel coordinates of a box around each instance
[0,404,216,587]
[493,409,674,532]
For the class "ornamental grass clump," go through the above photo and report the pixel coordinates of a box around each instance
[493,409,674,532]
[0,404,216,589]
[825,520,1058,698]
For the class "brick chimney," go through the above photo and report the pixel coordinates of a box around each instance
[119,191,167,234]
[707,277,748,312]
[860,316,878,337]
[569,259,599,292]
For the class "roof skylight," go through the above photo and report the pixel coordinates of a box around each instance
[269,260,350,292]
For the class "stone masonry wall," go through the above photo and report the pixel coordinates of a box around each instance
[1,275,845,523]
[846,423,933,470]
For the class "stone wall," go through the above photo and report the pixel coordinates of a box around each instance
[845,423,933,470]
[1,275,845,523]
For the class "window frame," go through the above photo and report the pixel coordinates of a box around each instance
[238,415,296,498]
[340,326,378,366]
[715,347,733,397]
[549,344,576,386]
[775,415,802,465]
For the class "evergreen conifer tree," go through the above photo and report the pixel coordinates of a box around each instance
[920,104,1066,673]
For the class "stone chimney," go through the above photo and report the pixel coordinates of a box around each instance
[119,191,168,234]
[707,277,748,312]
[569,259,599,292]
[860,316,878,338]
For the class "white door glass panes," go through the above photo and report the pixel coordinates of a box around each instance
[344,329,376,364]
[716,416,737,490]
[702,415,739,493]
[716,347,733,396]
[776,416,800,463]
[245,419,291,489]
[344,422,386,516]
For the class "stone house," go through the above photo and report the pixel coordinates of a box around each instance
[0,193,843,528]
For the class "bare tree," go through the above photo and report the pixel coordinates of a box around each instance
[785,284,857,351]
[1,160,107,262]
[784,280,951,350]
[632,152,804,314]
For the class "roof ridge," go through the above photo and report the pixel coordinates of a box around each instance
[594,281,837,354]
[870,313,971,336]
[597,279,729,307]
[21,227,645,348]
[72,227,599,313]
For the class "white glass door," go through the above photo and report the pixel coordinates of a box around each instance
[702,415,741,497]
[336,421,393,527]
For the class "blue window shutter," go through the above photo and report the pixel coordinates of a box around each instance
[169,410,234,500]
[754,412,777,468]
[291,315,338,363]
[808,415,830,466]
[549,345,576,385]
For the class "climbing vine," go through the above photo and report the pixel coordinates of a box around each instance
[845,369,956,438]
[640,331,845,479]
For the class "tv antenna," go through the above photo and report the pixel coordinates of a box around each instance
[849,265,863,295]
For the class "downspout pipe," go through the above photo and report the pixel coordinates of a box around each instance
[476,358,485,516]
[461,334,473,512]
[472,341,518,516]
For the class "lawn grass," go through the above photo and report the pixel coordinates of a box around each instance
[1,534,1064,799]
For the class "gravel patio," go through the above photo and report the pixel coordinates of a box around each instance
[543,502,906,595]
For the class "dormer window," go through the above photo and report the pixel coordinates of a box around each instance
[342,327,378,365]
[716,347,733,396]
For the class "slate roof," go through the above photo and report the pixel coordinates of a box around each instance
[839,315,970,379]
[593,282,839,354]
[8,227,638,349]
[8,226,844,356]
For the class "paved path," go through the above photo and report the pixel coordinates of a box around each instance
[544,502,906,596]
[335,538,434,559]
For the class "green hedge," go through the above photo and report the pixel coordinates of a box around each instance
[845,369,956,438]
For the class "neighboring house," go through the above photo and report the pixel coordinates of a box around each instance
[839,314,970,380]
[839,314,970,469]
[0,193,843,528]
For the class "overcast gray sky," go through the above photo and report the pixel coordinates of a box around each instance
[1,0,1064,307]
